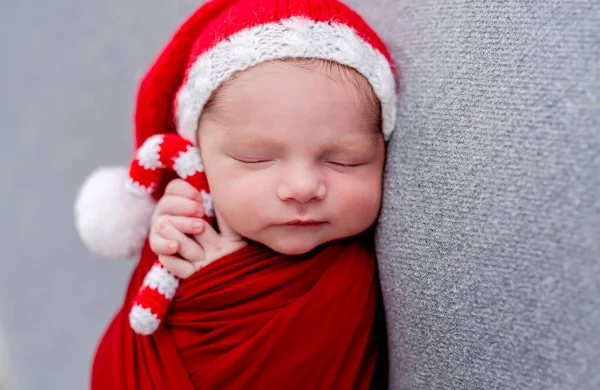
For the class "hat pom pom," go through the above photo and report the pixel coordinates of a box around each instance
[74,166,156,259]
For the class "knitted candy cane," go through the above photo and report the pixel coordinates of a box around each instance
[126,133,214,335]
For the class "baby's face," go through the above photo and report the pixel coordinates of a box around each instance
[197,60,385,255]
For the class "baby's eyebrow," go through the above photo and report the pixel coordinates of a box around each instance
[221,125,382,152]
[227,135,377,149]
[224,133,283,150]
[327,133,382,150]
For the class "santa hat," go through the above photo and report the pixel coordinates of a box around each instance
[74,0,398,260]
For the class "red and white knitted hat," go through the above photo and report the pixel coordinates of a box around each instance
[74,0,398,259]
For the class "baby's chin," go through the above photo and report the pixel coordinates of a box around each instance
[245,224,372,255]
[254,233,329,256]
[262,239,323,256]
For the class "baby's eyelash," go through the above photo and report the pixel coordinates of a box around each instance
[327,161,363,167]
[233,157,271,164]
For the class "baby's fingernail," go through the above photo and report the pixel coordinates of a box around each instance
[196,206,204,216]
[192,221,203,231]
[168,242,177,251]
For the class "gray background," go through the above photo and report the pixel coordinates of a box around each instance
[0,1,203,389]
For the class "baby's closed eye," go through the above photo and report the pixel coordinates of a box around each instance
[231,156,272,163]
[323,150,376,168]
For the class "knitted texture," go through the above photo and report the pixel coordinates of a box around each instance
[74,0,398,261]
[174,1,397,142]
[340,0,600,388]
[127,134,214,335]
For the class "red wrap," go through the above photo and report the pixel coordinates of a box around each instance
[91,234,387,389]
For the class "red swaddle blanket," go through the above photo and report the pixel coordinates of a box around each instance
[91,234,387,389]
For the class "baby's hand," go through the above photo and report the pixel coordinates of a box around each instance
[149,179,246,279]
[149,179,206,278]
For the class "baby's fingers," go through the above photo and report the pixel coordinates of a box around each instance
[158,254,197,279]
[155,195,205,218]
[149,230,179,255]
[162,216,205,235]
[164,179,205,201]
[154,217,205,263]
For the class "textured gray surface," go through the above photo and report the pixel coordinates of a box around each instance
[1,0,599,389]
[355,0,600,389]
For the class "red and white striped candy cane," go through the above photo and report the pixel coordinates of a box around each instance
[126,133,214,335]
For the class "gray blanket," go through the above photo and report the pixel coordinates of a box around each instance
[345,0,600,388]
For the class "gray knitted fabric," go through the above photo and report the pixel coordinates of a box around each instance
[344,0,600,389]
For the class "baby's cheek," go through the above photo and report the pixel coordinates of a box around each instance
[336,177,382,226]
[215,182,264,233]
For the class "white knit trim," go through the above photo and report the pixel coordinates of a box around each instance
[129,305,160,335]
[136,134,165,170]
[173,145,205,178]
[142,263,180,300]
[125,178,155,196]
[175,17,397,143]
[200,190,214,217]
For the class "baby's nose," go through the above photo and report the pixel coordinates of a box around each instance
[277,174,326,204]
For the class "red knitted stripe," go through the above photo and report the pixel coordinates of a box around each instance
[157,134,191,169]
[186,171,209,191]
[155,134,211,196]
[132,285,172,320]
[129,161,162,191]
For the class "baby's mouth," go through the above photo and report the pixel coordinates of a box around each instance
[282,220,325,227]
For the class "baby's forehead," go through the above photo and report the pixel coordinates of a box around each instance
[234,59,377,99]
[202,59,381,127]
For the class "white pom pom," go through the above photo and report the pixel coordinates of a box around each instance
[74,166,156,259]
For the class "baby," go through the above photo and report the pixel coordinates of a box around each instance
[150,58,385,278]
[74,0,397,388]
